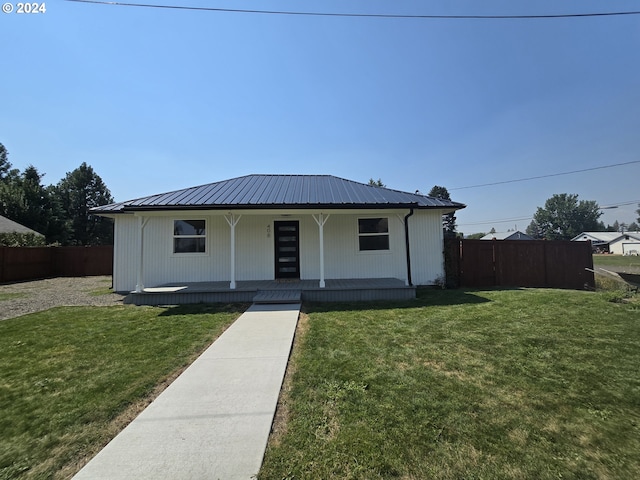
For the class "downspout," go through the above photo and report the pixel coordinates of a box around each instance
[404,208,414,286]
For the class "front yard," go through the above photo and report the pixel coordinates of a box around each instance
[1,287,638,479]
[260,288,639,480]
[0,304,242,479]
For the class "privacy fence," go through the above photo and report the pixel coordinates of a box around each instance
[0,246,113,283]
[445,239,594,290]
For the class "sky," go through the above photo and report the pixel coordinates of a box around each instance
[2,0,639,234]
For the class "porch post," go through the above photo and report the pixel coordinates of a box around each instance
[313,213,330,288]
[225,214,242,289]
[135,216,150,293]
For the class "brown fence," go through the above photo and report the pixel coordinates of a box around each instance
[0,246,113,283]
[445,239,594,290]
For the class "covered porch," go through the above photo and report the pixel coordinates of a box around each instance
[124,278,415,305]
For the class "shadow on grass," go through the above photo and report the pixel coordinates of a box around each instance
[304,288,491,313]
[157,303,250,316]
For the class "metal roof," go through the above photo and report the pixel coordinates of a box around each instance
[91,175,466,213]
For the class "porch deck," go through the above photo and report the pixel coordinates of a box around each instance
[124,278,415,305]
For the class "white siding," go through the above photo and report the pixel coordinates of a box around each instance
[319,214,407,281]
[113,215,139,292]
[408,211,446,285]
[112,209,445,291]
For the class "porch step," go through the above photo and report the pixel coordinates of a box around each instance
[253,289,302,304]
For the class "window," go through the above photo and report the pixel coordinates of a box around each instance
[358,217,389,251]
[173,220,206,254]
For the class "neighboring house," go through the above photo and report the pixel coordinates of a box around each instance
[571,231,640,255]
[480,231,534,241]
[0,214,44,236]
[91,174,465,302]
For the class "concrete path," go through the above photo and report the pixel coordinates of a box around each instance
[73,303,300,480]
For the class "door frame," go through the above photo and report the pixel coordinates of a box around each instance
[274,220,301,279]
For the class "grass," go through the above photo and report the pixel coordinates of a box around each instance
[0,304,243,480]
[86,278,114,296]
[594,254,640,271]
[0,293,26,301]
[259,288,640,480]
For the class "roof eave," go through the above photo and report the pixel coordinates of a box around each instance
[93,203,465,214]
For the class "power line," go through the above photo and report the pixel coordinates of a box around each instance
[458,200,640,228]
[458,216,533,227]
[450,160,640,191]
[66,1,640,19]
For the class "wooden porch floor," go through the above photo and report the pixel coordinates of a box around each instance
[125,278,415,305]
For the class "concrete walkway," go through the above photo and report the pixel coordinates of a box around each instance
[73,303,300,480]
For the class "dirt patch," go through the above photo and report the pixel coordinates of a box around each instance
[0,276,125,321]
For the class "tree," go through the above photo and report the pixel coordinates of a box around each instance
[628,221,639,232]
[368,178,385,187]
[0,143,10,181]
[526,193,602,240]
[56,162,114,245]
[637,203,640,225]
[466,232,486,239]
[428,185,457,238]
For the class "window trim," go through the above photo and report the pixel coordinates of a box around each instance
[172,218,208,256]
[357,217,391,253]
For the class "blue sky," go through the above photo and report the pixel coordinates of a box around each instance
[2,0,639,234]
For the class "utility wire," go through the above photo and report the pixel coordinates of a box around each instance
[450,160,640,191]
[65,0,640,19]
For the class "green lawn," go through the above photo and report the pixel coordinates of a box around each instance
[594,254,640,271]
[0,304,243,480]
[0,293,26,301]
[259,288,640,480]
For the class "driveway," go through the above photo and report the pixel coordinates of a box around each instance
[0,276,125,321]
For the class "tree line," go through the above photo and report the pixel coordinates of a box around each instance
[0,143,114,246]
[368,178,640,241]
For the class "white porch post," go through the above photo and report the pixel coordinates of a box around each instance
[312,213,330,288]
[135,216,150,293]
[225,214,242,289]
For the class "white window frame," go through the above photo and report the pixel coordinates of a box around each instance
[357,217,391,253]
[172,218,208,256]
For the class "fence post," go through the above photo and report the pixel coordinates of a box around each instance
[0,246,4,283]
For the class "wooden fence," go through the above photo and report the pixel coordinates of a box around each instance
[0,246,113,283]
[445,239,594,290]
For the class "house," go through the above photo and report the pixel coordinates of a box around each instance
[0,214,44,236]
[572,231,640,255]
[480,230,534,241]
[91,175,465,304]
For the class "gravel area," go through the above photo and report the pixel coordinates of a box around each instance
[0,276,126,321]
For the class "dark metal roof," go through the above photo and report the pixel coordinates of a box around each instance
[91,175,466,213]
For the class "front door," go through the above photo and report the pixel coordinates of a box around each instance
[274,221,300,279]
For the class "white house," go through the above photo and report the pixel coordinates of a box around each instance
[91,175,465,303]
[571,231,640,255]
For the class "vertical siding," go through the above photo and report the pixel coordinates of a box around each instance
[409,211,445,285]
[320,213,407,281]
[143,216,231,285]
[113,210,445,290]
[236,217,273,280]
[113,215,139,292]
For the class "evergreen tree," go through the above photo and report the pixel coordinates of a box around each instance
[56,162,114,245]
[428,185,457,238]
